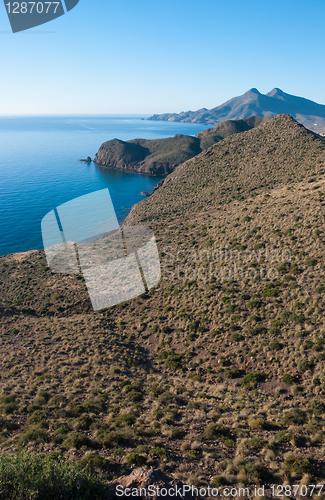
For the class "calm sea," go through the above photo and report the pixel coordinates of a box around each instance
[0,116,207,257]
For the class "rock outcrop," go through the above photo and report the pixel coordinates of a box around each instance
[109,468,197,500]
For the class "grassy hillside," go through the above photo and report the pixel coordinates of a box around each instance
[127,115,325,225]
[196,116,269,150]
[1,114,325,495]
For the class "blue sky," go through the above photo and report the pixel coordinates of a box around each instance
[1,0,325,114]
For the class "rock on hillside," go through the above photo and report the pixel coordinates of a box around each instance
[109,468,196,500]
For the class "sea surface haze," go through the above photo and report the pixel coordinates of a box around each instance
[0,115,207,256]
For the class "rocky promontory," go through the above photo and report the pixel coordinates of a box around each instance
[94,117,268,175]
[94,135,202,175]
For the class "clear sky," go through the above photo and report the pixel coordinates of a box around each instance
[1,0,325,115]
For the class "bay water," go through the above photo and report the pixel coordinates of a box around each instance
[0,115,207,256]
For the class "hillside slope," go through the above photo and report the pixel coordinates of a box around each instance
[1,114,325,490]
[127,115,325,225]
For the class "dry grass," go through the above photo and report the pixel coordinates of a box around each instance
[1,115,325,490]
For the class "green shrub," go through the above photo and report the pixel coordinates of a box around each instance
[310,401,325,415]
[74,415,93,430]
[0,395,18,415]
[213,476,227,486]
[0,417,18,432]
[298,359,314,373]
[202,424,230,440]
[282,409,307,425]
[247,437,266,449]
[241,372,263,387]
[248,300,264,309]
[269,340,283,350]
[282,373,296,385]
[219,356,232,367]
[0,450,109,500]
[224,368,242,379]
[62,432,93,450]
[306,258,318,267]
[115,414,136,427]
[18,426,49,445]
[80,454,110,471]
[82,397,106,414]
[284,455,314,475]
[150,447,166,459]
[157,350,184,370]
[230,332,244,341]
[169,426,186,439]
[239,462,271,481]
[274,430,292,444]
[125,452,147,466]
[26,410,48,427]
[263,287,278,297]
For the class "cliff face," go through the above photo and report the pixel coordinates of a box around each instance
[94,117,268,175]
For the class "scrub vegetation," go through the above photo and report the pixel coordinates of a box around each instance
[1,115,325,497]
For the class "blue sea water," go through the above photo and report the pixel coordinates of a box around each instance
[0,115,207,257]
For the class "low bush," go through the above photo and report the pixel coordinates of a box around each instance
[282,373,296,385]
[62,432,93,450]
[284,455,314,475]
[202,424,230,440]
[125,452,147,466]
[0,450,109,499]
[282,409,307,425]
[241,372,263,387]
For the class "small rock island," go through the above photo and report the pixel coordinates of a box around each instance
[79,156,92,164]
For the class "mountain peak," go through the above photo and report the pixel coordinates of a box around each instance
[246,88,261,95]
[267,88,285,97]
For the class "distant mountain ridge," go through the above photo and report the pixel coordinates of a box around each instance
[148,88,325,133]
